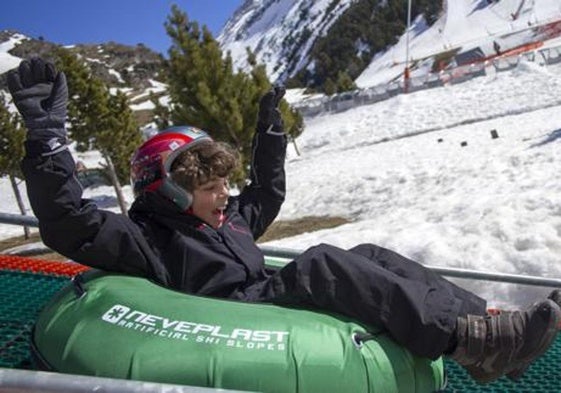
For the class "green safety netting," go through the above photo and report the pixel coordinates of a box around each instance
[0,270,67,369]
[1,262,561,392]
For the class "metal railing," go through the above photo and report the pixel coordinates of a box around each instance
[260,245,561,288]
[0,212,39,227]
[294,42,561,118]
[1,212,560,289]
[0,368,253,393]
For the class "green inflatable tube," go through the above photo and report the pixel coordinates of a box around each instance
[33,271,445,393]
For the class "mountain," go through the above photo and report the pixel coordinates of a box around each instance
[0,30,166,127]
[218,0,561,92]
[218,0,356,85]
[1,0,560,114]
[218,0,442,92]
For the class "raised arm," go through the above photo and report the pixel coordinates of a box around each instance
[8,58,163,280]
[238,86,287,239]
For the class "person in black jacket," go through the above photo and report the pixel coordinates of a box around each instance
[8,57,561,384]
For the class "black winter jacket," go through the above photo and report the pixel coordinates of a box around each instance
[22,132,287,298]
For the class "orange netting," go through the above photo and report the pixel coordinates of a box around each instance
[0,254,89,276]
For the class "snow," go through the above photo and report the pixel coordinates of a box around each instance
[268,60,561,308]
[0,33,25,74]
[129,79,168,111]
[2,0,561,308]
[108,68,124,83]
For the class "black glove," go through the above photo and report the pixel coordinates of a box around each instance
[257,85,285,134]
[8,57,68,156]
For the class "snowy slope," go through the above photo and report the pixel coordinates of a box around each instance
[268,60,561,308]
[0,33,26,74]
[357,0,561,87]
[218,0,354,82]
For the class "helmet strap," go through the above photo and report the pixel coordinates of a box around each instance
[158,178,193,211]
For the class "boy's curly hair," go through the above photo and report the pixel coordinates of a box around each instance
[170,141,239,192]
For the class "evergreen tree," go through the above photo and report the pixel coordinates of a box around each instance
[0,94,30,238]
[54,48,143,214]
[0,95,24,179]
[155,5,303,184]
[102,91,143,182]
[336,71,356,94]
[324,78,337,96]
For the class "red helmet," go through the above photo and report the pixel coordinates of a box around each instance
[130,126,212,210]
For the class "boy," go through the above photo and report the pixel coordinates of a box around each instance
[8,57,561,384]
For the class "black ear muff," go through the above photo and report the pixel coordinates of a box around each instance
[158,178,193,211]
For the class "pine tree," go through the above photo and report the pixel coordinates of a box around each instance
[157,5,303,184]
[103,91,142,182]
[0,95,24,179]
[336,71,356,93]
[0,94,31,238]
[54,48,143,214]
[324,78,337,96]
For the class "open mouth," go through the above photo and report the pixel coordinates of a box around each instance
[213,206,227,218]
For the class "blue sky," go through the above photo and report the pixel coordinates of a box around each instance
[1,1,243,54]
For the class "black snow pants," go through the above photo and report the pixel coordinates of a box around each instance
[247,243,486,360]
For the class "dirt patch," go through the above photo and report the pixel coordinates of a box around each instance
[258,216,351,243]
[0,232,42,251]
[0,232,66,261]
[21,252,68,261]
[133,109,156,127]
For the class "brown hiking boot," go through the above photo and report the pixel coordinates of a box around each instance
[450,297,561,384]
[505,290,561,381]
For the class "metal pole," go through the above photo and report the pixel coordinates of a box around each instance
[0,368,255,393]
[260,246,561,289]
[404,0,413,91]
[406,0,412,67]
[0,212,39,227]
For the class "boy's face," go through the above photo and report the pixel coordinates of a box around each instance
[191,177,229,229]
